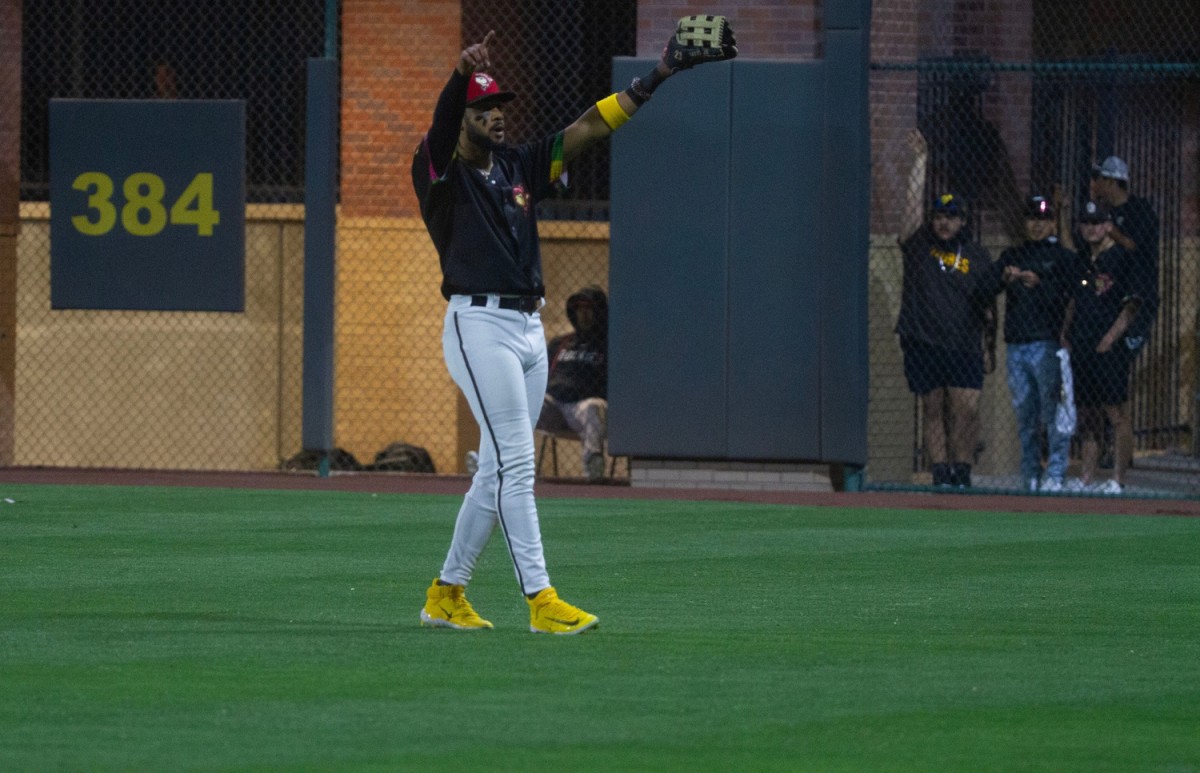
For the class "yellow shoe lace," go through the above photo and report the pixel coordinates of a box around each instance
[445,586,484,623]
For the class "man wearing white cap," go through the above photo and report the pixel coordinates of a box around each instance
[1089,155,1160,473]
[1090,156,1159,346]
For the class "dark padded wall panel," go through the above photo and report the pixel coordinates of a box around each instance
[819,30,870,465]
[727,61,824,459]
[825,0,872,30]
[608,58,732,457]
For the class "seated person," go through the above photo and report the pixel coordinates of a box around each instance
[538,287,608,480]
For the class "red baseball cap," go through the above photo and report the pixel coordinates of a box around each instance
[466,72,516,109]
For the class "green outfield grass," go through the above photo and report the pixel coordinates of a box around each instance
[2,483,1199,771]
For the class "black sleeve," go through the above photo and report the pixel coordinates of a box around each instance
[971,244,1000,298]
[1050,247,1076,298]
[424,70,469,179]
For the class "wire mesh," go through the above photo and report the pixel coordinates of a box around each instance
[868,0,1200,496]
[9,0,1200,495]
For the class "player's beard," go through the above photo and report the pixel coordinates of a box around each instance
[465,121,506,152]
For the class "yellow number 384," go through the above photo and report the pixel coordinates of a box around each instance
[71,171,220,237]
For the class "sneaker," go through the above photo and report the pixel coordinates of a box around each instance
[1065,478,1089,492]
[1039,478,1064,493]
[420,578,493,630]
[930,463,952,487]
[527,587,599,635]
[950,462,972,488]
[1093,479,1124,495]
[465,451,479,475]
[1027,478,1040,492]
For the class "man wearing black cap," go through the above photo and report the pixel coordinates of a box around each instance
[993,195,1081,492]
[897,128,996,489]
[411,23,737,634]
[1060,201,1153,493]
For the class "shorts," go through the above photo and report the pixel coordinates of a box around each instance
[1072,347,1132,407]
[901,338,983,394]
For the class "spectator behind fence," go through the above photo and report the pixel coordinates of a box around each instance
[537,286,609,481]
[897,129,997,489]
[1090,156,1160,341]
[993,195,1081,492]
[1059,201,1151,494]
[1089,156,1161,472]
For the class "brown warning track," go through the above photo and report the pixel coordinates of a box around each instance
[1,466,1198,517]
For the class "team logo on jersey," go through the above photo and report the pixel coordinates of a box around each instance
[1091,272,1114,295]
[931,246,970,274]
[512,185,529,214]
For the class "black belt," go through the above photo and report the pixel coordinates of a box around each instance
[471,295,540,313]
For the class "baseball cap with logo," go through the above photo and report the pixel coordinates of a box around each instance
[1078,200,1112,224]
[466,72,516,109]
[1025,195,1054,219]
[1092,156,1129,182]
[931,193,965,217]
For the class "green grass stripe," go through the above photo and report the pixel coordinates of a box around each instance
[1,483,1198,771]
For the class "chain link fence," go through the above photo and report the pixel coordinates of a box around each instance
[13,0,632,479]
[868,1,1200,496]
[336,0,633,479]
[9,1,1200,494]
[15,0,322,471]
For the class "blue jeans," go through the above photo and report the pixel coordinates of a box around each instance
[1006,340,1069,483]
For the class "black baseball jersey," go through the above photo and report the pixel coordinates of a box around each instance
[412,70,566,300]
[896,226,994,353]
[546,287,609,403]
[1068,243,1148,351]
[994,236,1081,344]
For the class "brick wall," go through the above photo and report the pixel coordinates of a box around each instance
[341,0,462,219]
[870,0,921,238]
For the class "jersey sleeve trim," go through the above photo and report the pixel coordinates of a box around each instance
[421,135,456,183]
[549,132,565,184]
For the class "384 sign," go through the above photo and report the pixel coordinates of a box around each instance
[71,172,220,237]
[50,100,245,311]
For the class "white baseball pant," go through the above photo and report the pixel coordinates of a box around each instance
[438,294,550,595]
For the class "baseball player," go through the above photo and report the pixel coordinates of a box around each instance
[412,20,737,634]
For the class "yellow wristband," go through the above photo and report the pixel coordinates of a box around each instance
[596,93,631,131]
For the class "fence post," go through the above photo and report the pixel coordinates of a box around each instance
[0,0,19,466]
[302,57,338,476]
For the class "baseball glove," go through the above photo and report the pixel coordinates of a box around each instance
[664,15,738,72]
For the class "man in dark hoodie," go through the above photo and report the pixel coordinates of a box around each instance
[897,129,996,488]
[538,287,609,481]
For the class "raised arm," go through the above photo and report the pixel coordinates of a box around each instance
[562,15,738,164]
[424,31,497,175]
[1055,184,1076,251]
[900,128,928,243]
[561,68,661,163]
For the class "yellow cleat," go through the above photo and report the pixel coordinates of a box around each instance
[419,578,494,630]
[527,587,599,635]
